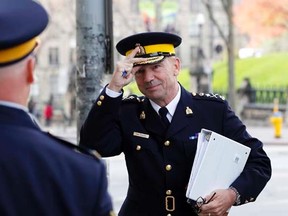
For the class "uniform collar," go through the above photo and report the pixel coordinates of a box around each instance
[0,100,41,129]
[0,100,28,112]
[149,84,181,121]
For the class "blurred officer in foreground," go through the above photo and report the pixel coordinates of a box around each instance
[80,32,271,216]
[0,1,113,215]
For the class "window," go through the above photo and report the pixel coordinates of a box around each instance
[48,47,59,66]
[190,46,198,60]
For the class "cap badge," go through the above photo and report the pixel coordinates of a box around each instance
[135,43,146,56]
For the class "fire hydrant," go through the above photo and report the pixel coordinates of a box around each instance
[270,98,283,138]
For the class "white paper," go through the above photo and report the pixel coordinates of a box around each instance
[186,129,251,201]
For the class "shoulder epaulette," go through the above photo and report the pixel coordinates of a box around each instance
[191,92,226,101]
[46,132,101,161]
[122,94,145,103]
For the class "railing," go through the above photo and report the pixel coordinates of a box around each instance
[214,87,288,120]
[214,86,288,104]
[254,87,287,104]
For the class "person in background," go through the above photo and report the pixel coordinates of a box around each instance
[43,102,53,126]
[0,1,114,215]
[80,32,271,216]
[237,77,255,118]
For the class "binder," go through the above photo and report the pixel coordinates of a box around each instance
[186,129,251,201]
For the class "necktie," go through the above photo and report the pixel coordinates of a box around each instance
[159,107,170,128]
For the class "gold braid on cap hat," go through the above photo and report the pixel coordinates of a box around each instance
[125,43,175,57]
[0,38,37,65]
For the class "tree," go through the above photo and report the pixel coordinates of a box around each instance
[234,0,288,46]
[201,0,236,110]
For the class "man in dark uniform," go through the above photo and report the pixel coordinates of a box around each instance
[0,1,114,215]
[80,32,271,216]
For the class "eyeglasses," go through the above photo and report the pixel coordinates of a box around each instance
[188,192,216,214]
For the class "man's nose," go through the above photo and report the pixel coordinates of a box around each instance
[143,70,154,83]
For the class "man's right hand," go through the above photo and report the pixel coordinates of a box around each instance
[107,47,146,92]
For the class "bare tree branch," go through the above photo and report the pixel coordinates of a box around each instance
[220,0,229,16]
[201,0,229,46]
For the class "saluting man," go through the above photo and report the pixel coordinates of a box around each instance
[80,32,271,216]
[0,0,114,215]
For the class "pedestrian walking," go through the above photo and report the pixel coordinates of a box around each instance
[80,32,271,216]
[0,0,114,215]
[43,102,53,126]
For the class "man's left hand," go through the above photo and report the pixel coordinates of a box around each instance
[198,189,236,216]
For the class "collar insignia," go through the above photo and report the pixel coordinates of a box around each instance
[186,107,193,115]
[140,111,146,119]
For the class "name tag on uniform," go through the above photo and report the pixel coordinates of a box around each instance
[133,132,149,139]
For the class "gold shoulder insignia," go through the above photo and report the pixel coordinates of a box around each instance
[46,132,102,160]
[191,92,225,101]
[90,150,102,159]
[122,95,145,103]
[207,93,225,100]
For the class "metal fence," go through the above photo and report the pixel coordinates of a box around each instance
[214,87,288,104]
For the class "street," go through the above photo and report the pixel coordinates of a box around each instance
[106,145,288,215]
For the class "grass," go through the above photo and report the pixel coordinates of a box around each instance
[125,52,288,95]
[212,52,288,90]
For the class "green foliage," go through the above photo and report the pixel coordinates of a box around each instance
[213,52,288,90]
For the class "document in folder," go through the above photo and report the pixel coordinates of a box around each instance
[186,129,251,201]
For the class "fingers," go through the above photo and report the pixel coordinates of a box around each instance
[199,190,232,216]
[126,48,146,69]
[119,48,146,77]
[126,47,140,59]
[108,48,141,91]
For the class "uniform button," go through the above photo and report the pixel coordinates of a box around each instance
[99,95,105,100]
[166,164,172,171]
[164,140,170,146]
[136,145,141,151]
[97,101,102,106]
[166,190,172,195]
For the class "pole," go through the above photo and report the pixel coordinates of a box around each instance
[76,0,111,141]
[155,0,162,31]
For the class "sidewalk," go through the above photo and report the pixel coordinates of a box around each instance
[246,124,288,145]
[42,123,288,146]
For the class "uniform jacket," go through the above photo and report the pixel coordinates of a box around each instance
[0,105,113,216]
[80,85,271,216]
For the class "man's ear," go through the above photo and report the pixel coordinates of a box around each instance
[26,57,35,83]
[173,57,181,76]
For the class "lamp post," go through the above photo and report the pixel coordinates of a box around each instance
[196,13,205,57]
[195,13,206,92]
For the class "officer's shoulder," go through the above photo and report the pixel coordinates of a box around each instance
[46,132,101,161]
[191,92,226,103]
[122,94,145,103]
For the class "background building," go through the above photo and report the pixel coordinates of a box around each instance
[34,0,242,123]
